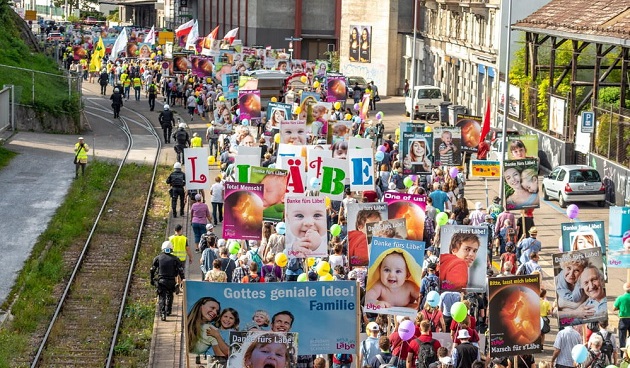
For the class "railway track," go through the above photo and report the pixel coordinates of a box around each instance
[30,104,162,367]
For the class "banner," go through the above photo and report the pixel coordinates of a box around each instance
[249,166,289,222]
[220,72,238,99]
[503,159,540,210]
[553,248,607,327]
[280,120,308,145]
[439,225,488,292]
[347,202,388,267]
[433,126,462,167]
[349,25,360,62]
[364,237,425,317]
[184,281,359,355]
[488,275,542,357]
[348,148,374,192]
[456,114,482,153]
[280,155,306,195]
[318,157,347,200]
[184,148,210,190]
[383,191,426,241]
[471,160,500,178]
[608,206,630,268]
[227,331,298,368]
[326,75,347,104]
[222,182,263,240]
[506,134,539,160]
[285,196,328,257]
[561,221,606,255]
[401,132,433,175]
[238,90,261,126]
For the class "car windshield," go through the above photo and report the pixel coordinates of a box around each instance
[417,88,441,99]
[569,170,601,183]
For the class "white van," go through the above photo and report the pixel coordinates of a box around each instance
[405,85,445,120]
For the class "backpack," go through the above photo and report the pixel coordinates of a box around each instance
[287,257,302,272]
[335,354,352,364]
[199,233,216,253]
[248,275,261,283]
[148,84,156,94]
[197,96,203,105]
[589,350,607,368]
[175,130,188,145]
[375,354,398,368]
[597,331,614,363]
[415,338,437,368]
[250,248,264,275]
[264,265,279,282]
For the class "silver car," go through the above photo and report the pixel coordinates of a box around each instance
[541,165,605,208]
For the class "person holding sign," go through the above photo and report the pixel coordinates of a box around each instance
[365,248,421,308]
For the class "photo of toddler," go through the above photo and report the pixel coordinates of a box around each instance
[438,130,457,166]
[244,310,271,331]
[365,248,421,309]
[280,120,307,145]
[311,104,329,138]
[331,122,351,143]
[285,197,328,257]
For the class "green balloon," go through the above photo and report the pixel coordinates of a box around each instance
[451,302,468,323]
[330,224,342,237]
[297,273,308,282]
[403,177,413,188]
[229,241,240,255]
[436,212,449,226]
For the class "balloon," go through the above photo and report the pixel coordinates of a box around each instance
[157,50,162,55]
[324,196,331,208]
[435,208,440,214]
[241,119,249,126]
[571,344,588,364]
[426,291,440,307]
[375,112,382,120]
[275,222,286,235]
[398,320,415,341]
[425,125,433,132]
[355,134,362,138]
[353,103,360,110]
[307,257,316,268]
[334,102,341,110]
[274,133,281,144]
[436,212,449,226]
[271,96,278,102]
[316,261,330,276]
[236,109,241,115]
[330,224,342,237]
[309,177,321,190]
[410,175,418,182]
[228,241,240,255]
[188,78,194,83]
[294,106,301,114]
[219,96,226,101]
[403,177,413,188]
[377,145,387,152]
[375,151,385,162]
[206,77,212,83]
[297,273,308,282]
[275,253,288,267]
[319,273,333,281]
[451,302,468,323]
[268,164,276,168]
[300,75,308,83]
[566,204,579,219]
[150,52,156,58]
[208,155,215,164]
[135,50,140,55]
[313,81,320,88]
[449,167,459,179]
[344,113,352,120]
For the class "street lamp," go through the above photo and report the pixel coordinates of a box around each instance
[410,0,418,122]
[499,0,513,204]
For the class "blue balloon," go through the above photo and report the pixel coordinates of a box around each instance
[309,177,321,190]
[241,119,249,126]
[571,344,588,364]
[426,290,440,307]
[375,151,385,162]
[276,222,286,235]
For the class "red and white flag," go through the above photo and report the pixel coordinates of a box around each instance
[185,20,199,51]
[145,25,156,45]
[223,27,239,45]
[175,19,195,37]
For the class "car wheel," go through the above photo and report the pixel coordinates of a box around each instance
[598,200,606,207]
[558,193,567,208]
[542,185,549,201]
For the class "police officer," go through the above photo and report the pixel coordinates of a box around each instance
[110,87,123,118]
[166,162,186,217]
[98,68,108,95]
[150,241,184,321]
[172,122,190,164]
[158,104,175,143]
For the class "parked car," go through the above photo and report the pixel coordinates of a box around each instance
[405,85,445,120]
[46,32,64,42]
[541,165,606,208]
[347,75,368,97]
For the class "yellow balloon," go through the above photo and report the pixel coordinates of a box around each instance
[157,50,162,55]
[313,81,320,88]
[208,156,216,164]
[206,77,212,83]
[424,126,433,133]
[344,114,352,120]
[271,96,278,102]
[334,102,341,110]
[274,133,281,144]
[219,96,226,101]
[324,196,331,208]
[300,76,308,83]
[150,52,156,58]
[275,253,288,267]
[294,106,301,115]
[188,78,194,83]
[307,257,315,268]
[316,261,330,276]
[319,273,334,281]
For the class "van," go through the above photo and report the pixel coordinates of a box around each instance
[405,85,445,119]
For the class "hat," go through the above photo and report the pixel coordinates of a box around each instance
[164,104,170,110]
[206,223,214,230]
[623,230,630,245]
[457,329,471,340]
[218,239,226,247]
[366,322,380,333]
[195,194,202,201]
[439,357,452,365]
[388,182,397,190]
[485,214,493,220]
[179,122,186,129]
[173,162,182,169]
[161,240,173,253]
[78,137,84,140]
[193,132,199,137]
[475,202,482,210]
[529,227,538,235]
[493,196,501,204]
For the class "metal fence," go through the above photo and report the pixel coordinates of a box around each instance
[593,102,630,167]
[0,64,82,113]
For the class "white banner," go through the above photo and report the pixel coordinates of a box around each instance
[184,147,210,190]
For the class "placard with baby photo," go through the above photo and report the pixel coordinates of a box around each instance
[249,166,289,222]
[266,102,292,133]
[347,202,388,267]
[330,121,352,144]
[366,219,407,247]
[608,206,630,268]
[223,182,264,240]
[364,236,425,317]
[227,331,298,368]
[432,126,462,167]
[506,134,538,160]
[280,120,308,145]
[553,248,607,327]
[503,159,540,210]
[439,225,489,292]
[383,191,427,241]
[285,196,328,258]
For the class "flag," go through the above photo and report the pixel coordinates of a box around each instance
[201,25,220,56]
[223,27,239,45]
[185,20,199,51]
[145,25,156,45]
[175,18,195,37]
[481,97,491,143]
[90,36,106,71]
[110,28,128,61]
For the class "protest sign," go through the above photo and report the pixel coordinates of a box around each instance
[223,182,263,240]
[439,225,488,292]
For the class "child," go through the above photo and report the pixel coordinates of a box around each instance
[365,248,421,308]
[332,122,350,143]
[311,104,328,138]
[500,242,517,275]
[438,130,457,166]
[332,140,348,159]
[286,200,327,257]
[244,310,271,331]
[439,232,480,291]
[521,168,539,194]
[216,307,240,331]
[348,209,383,266]
[260,174,288,219]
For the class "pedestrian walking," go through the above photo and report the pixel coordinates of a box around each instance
[150,241,184,321]
[147,81,158,111]
[73,136,89,178]
[110,87,123,118]
[166,162,186,217]
[158,104,175,144]
[98,69,108,95]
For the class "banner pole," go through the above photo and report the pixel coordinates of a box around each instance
[485,178,489,209]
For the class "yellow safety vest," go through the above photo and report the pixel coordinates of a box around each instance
[123,79,131,87]
[133,77,142,88]
[120,73,128,82]
[74,142,89,162]
[191,136,202,147]
[169,234,188,261]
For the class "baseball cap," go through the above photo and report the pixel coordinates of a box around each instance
[366,322,379,333]
[206,223,214,231]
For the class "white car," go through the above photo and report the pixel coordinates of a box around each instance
[541,165,606,208]
[405,85,444,120]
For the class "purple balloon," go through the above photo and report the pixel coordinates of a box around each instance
[566,204,579,219]
[449,167,459,179]
[353,103,360,110]
[398,320,415,341]
[375,112,382,120]
[378,145,387,152]
[410,175,418,182]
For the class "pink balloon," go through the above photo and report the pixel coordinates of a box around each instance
[411,175,418,182]
[378,145,387,152]
[566,204,579,219]
[449,167,459,179]
[397,320,415,341]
